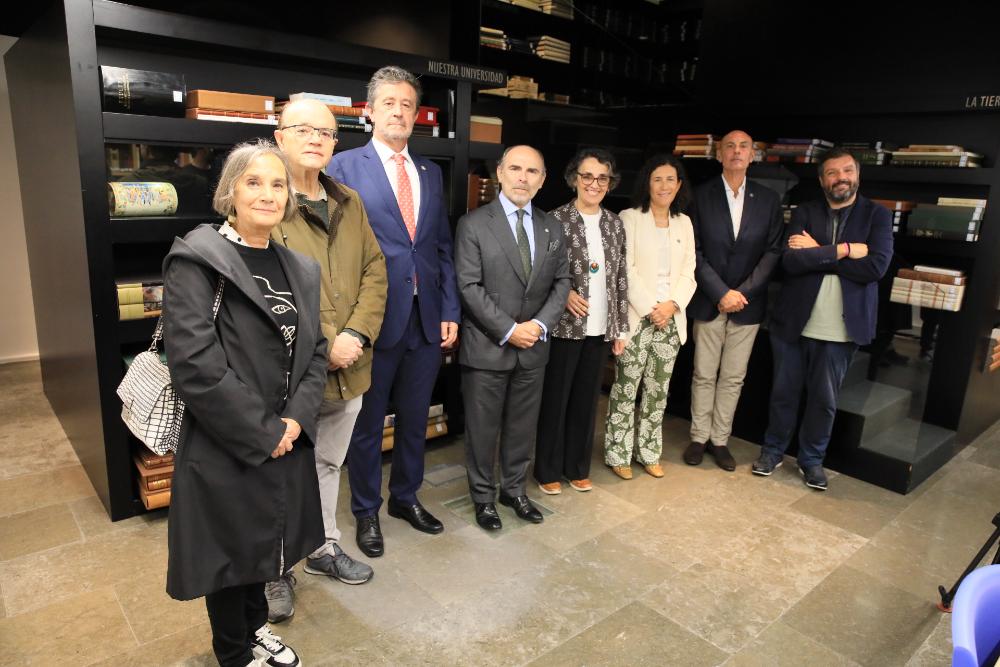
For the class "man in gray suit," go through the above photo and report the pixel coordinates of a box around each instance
[454,145,572,531]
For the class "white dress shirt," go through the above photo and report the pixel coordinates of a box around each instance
[722,174,746,239]
[372,137,421,229]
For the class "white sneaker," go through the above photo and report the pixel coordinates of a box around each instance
[252,624,301,666]
[244,658,267,667]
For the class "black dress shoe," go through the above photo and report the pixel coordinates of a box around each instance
[498,494,543,523]
[706,443,736,471]
[683,441,706,466]
[474,502,502,531]
[387,500,444,534]
[355,514,384,557]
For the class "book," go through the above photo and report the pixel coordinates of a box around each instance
[289,92,351,106]
[937,197,987,207]
[914,265,965,277]
[775,138,834,147]
[890,278,965,311]
[470,115,502,143]
[137,448,175,468]
[908,205,984,232]
[101,66,187,117]
[896,268,966,286]
[382,404,445,429]
[139,484,171,510]
[185,108,277,125]
[108,182,179,216]
[186,90,276,114]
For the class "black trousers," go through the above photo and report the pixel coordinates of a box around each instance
[204,582,268,667]
[462,362,546,503]
[534,335,610,484]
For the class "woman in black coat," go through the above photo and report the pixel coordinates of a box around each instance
[163,140,327,667]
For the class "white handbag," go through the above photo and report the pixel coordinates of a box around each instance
[117,277,224,455]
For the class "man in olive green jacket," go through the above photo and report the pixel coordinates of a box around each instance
[266,99,388,622]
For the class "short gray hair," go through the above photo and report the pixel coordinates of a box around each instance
[499,144,547,174]
[212,140,297,222]
[366,65,422,107]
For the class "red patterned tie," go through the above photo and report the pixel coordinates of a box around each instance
[394,153,416,241]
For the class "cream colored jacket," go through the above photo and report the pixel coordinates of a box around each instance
[619,207,697,344]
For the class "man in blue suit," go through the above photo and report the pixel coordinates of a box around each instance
[753,148,892,490]
[328,66,460,556]
[685,130,783,472]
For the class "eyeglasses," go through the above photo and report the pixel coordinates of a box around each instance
[280,124,338,142]
[577,172,614,187]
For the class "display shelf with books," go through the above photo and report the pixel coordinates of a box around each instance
[9,0,495,520]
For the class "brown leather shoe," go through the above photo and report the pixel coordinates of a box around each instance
[537,481,562,495]
[643,463,665,478]
[683,441,706,466]
[569,478,593,492]
[610,465,633,480]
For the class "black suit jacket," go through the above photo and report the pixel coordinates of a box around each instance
[687,177,783,324]
[769,194,893,346]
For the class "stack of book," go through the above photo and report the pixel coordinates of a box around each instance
[539,92,571,104]
[507,37,535,56]
[185,89,276,125]
[481,75,539,99]
[529,35,571,63]
[890,265,966,312]
[134,448,174,509]
[539,0,573,18]
[480,26,508,51]
[764,138,833,164]
[117,278,163,320]
[906,197,986,242]
[872,198,917,234]
[673,134,718,159]
[467,174,499,210]
[381,404,448,452]
[280,92,371,134]
[470,115,502,143]
[985,328,1000,373]
[503,0,542,9]
[840,141,895,165]
[890,145,983,168]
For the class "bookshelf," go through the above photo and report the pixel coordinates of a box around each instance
[7,0,495,520]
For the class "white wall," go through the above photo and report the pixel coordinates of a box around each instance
[0,36,39,364]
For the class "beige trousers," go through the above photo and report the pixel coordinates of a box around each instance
[689,314,760,447]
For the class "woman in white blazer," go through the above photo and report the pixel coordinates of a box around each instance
[604,154,697,480]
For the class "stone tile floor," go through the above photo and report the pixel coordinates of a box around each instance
[2,359,992,666]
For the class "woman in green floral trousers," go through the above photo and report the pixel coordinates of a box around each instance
[605,154,697,479]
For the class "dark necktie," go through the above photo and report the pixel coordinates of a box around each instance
[516,208,532,281]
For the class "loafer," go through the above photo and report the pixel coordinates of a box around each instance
[683,441,706,465]
[798,463,829,491]
[569,478,592,492]
[387,500,444,534]
[751,452,783,476]
[610,465,633,480]
[643,463,665,478]
[707,444,736,471]
[538,481,562,495]
[474,502,502,531]
[355,514,384,558]
[498,494,544,523]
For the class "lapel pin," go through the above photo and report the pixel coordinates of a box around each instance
[545,228,549,232]
[420,165,427,170]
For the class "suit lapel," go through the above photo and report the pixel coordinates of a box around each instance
[485,200,528,285]
[414,154,431,242]
[737,182,757,242]
[713,179,736,245]
[527,208,548,290]
[360,141,412,241]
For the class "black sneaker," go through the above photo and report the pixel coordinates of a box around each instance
[252,624,300,666]
[751,452,783,476]
[798,463,828,491]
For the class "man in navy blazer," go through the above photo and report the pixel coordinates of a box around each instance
[685,130,783,472]
[328,66,460,557]
[752,148,892,490]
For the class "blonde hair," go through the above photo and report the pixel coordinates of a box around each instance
[212,140,297,222]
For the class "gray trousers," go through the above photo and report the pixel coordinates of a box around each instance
[689,314,760,447]
[461,363,545,503]
[314,396,363,545]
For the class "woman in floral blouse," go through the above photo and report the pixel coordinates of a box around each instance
[534,148,629,494]
[604,154,697,480]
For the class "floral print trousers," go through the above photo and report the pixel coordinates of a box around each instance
[604,317,681,466]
